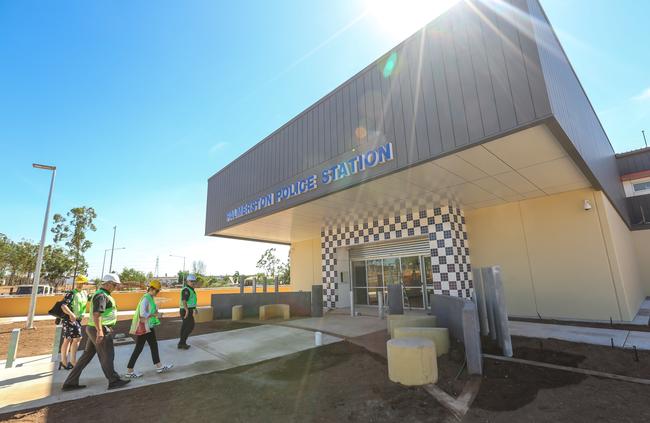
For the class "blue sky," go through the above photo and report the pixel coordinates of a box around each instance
[1,0,649,278]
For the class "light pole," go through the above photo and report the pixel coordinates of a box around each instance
[102,247,125,278]
[169,254,187,284]
[108,226,117,272]
[26,163,56,329]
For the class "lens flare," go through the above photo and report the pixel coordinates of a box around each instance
[355,126,368,140]
[382,51,398,78]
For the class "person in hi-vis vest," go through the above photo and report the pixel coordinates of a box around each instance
[178,274,198,349]
[125,279,173,378]
[62,273,131,391]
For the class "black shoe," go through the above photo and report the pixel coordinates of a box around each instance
[58,362,68,370]
[108,379,131,390]
[179,344,190,350]
[62,384,86,391]
[67,363,74,370]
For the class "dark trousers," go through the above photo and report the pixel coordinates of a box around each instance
[179,308,195,345]
[64,326,120,386]
[127,328,160,369]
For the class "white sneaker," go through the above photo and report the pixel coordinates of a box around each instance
[156,364,173,373]
[125,371,142,378]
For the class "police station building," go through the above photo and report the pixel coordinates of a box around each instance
[206,0,650,323]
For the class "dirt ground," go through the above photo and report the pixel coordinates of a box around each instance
[0,315,258,358]
[0,341,452,423]
[511,316,650,332]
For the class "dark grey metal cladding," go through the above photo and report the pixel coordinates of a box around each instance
[617,148,650,176]
[206,0,556,236]
[627,194,650,230]
[526,0,628,223]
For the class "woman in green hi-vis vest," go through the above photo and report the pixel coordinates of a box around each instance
[125,279,173,378]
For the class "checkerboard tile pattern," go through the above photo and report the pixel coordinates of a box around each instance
[321,205,472,308]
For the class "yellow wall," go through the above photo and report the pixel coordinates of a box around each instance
[0,286,295,318]
[594,191,645,320]
[467,189,644,322]
[290,238,322,292]
[632,229,650,295]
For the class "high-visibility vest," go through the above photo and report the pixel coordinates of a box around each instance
[130,293,160,334]
[70,289,87,319]
[88,288,118,327]
[179,286,197,308]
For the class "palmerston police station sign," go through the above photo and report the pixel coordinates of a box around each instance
[226,142,394,222]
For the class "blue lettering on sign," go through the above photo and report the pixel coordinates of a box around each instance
[225,142,394,221]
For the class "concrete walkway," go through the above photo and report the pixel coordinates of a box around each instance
[271,314,388,338]
[509,321,650,350]
[0,325,340,413]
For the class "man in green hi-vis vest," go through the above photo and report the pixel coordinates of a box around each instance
[178,274,198,349]
[62,273,131,391]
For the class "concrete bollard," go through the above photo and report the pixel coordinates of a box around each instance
[51,325,63,363]
[315,331,323,346]
[5,328,20,368]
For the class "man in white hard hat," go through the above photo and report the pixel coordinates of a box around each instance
[62,273,131,391]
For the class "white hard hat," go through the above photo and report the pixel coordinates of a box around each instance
[102,273,121,284]
[186,274,197,282]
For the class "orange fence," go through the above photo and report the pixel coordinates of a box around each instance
[0,286,295,318]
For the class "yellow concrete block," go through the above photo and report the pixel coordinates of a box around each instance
[232,305,244,321]
[393,327,450,357]
[387,337,437,385]
[195,306,213,323]
[387,315,437,338]
[259,304,290,320]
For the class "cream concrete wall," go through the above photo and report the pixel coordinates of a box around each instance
[632,229,650,296]
[467,189,644,322]
[594,191,645,320]
[290,238,321,292]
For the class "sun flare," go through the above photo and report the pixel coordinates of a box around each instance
[365,0,460,40]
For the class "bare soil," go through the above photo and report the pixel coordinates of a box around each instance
[0,342,452,423]
[511,316,650,332]
[0,315,258,358]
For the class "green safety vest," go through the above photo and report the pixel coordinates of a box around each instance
[130,293,160,334]
[179,286,197,308]
[88,288,118,327]
[70,289,87,319]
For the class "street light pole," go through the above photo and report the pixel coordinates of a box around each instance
[26,163,56,329]
[169,254,187,284]
[102,247,125,277]
[108,226,117,273]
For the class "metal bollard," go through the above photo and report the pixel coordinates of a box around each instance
[5,328,20,368]
[378,291,385,320]
[239,276,244,294]
[263,279,267,293]
[315,331,323,346]
[274,276,279,293]
[253,279,257,294]
[51,325,63,363]
[350,289,355,317]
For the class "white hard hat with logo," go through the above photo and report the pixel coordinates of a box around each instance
[102,273,121,284]
[186,274,197,282]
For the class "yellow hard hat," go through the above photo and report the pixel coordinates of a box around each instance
[75,275,89,283]
[149,279,162,290]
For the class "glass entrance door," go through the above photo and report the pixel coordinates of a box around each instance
[400,256,424,309]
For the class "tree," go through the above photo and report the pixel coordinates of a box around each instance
[256,248,280,278]
[0,233,12,280]
[278,255,290,285]
[7,240,38,284]
[177,270,189,284]
[51,207,97,284]
[192,260,207,276]
[119,267,147,286]
[42,245,75,288]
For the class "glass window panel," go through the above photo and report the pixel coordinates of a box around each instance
[401,256,422,287]
[367,259,383,287]
[382,258,401,285]
[352,261,367,288]
[633,181,650,192]
[368,288,380,305]
[354,288,368,305]
[404,288,424,308]
[422,256,433,286]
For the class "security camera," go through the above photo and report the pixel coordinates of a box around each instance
[583,200,592,211]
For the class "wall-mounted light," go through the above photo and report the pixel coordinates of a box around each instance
[583,200,593,211]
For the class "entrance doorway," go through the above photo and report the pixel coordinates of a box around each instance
[351,255,433,309]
